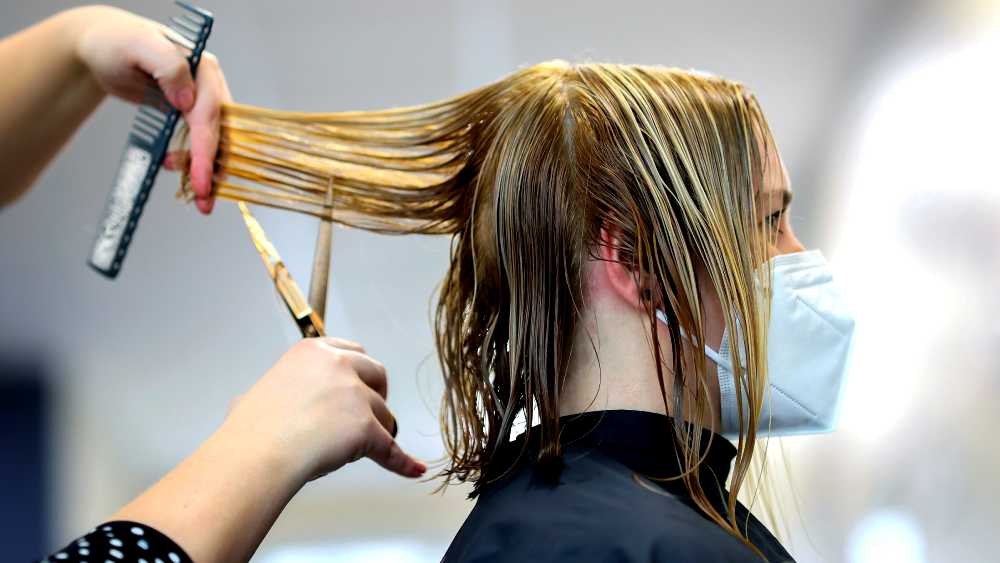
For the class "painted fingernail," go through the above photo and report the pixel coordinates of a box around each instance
[196,198,213,214]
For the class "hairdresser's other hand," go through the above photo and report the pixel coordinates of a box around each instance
[221,337,426,483]
[70,5,229,213]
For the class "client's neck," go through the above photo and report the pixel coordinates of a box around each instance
[559,296,720,433]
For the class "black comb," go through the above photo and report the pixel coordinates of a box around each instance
[88,1,214,278]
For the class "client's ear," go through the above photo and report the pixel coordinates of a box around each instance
[598,222,655,310]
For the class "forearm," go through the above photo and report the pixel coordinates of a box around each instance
[0,7,105,206]
[111,422,307,563]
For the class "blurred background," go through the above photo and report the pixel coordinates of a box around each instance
[1,0,998,561]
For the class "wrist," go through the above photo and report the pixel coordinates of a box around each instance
[54,7,94,68]
[210,419,311,495]
[56,6,109,98]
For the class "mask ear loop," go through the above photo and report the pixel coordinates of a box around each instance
[653,304,735,434]
[641,292,723,487]
[654,308,733,372]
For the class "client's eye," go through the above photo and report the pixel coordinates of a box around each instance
[764,209,784,230]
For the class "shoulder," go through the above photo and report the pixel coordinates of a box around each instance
[443,449,759,563]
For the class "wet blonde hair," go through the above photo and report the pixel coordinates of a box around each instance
[192,60,780,555]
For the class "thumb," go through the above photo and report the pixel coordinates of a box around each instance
[366,426,427,479]
[131,29,196,113]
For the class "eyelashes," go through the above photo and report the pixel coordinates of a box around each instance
[764,208,786,234]
[763,209,784,229]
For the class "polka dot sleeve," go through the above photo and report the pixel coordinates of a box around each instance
[39,521,192,563]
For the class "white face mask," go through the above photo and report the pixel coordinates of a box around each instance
[655,249,856,438]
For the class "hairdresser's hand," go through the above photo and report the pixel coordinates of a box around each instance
[221,337,426,483]
[109,337,424,563]
[70,4,229,213]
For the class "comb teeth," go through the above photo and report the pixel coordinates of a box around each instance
[138,105,167,125]
[132,123,159,144]
[169,1,212,43]
[177,0,212,20]
[135,114,163,135]
[165,1,213,66]
[136,0,212,133]
[165,29,196,51]
[170,16,202,39]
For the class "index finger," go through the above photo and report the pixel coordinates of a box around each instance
[326,348,388,400]
[184,53,231,214]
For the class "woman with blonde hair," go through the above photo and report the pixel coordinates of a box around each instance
[192,60,853,561]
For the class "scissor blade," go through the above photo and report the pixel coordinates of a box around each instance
[308,182,335,323]
[239,202,281,278]
[238,202,325,337]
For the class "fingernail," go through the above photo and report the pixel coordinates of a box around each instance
[196,197,213,214]
[177,87,194,111]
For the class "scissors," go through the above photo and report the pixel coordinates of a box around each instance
[237,193,399,437]
[238,201,327,338]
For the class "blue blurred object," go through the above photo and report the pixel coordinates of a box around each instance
[0,359,50,561]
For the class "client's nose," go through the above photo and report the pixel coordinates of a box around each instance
[768,229,807,259]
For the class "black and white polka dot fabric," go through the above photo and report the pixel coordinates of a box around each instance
[40,521,191,563]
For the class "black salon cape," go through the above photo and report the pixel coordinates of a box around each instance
[443,410,793,562]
